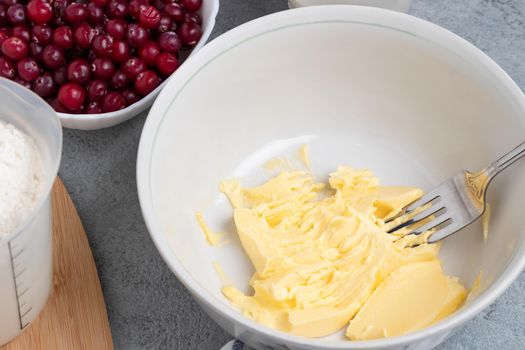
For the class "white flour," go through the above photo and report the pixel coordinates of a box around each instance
[0,121,45,238]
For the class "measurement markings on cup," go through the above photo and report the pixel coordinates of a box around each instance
[8,233,33,330]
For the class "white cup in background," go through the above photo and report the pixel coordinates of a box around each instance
[288,0,412,12]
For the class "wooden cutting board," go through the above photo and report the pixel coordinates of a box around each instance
[2,178,113,350]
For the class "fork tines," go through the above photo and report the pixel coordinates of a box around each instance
[386,191,452,238]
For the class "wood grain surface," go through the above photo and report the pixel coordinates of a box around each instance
[2,178,113,350]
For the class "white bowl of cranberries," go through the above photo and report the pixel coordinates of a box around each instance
[0,0,218,129]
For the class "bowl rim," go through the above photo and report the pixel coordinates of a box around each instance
[137,5,525,348]
[56,0,220,124]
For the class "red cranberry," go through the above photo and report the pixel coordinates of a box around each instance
[156,52,178,75]
[58,82,85,111]
[73,23,95,48]
[87,79,107,101]
[27,0,53,24]
[0,57,15,78]
[138,41,160,66]
[12,25,30,42]
[121,57,145,79]
[41,44,64,69]
[157,13,173,33]
[32,24,52,44]
[2,36,28,60]
[134,70,159,96]
[64,3,88,23]
[85,101,102,113]
[91,57,115,80]
[138,5,160,29]
[184,12,201,26]
[14,76,31,89]
[122,88,139,106]
[106,0,127,19]
[32,73,55,97]
[92,34,113,57]
[180,0,201,12]
[110,39,128,63]
[128,0,148,19]
[49,97,67,112]
[67,58,91,84]
[17,57,40,81]
[52,26,73,49]
[177,22,201,45]
[101,91,125,112]
[6,4,25,25]
[49,97,68,112]
[105,19,126,39]
[163,3,182,21]
[87,3,104,24]
[126,23,148,48]
[52,65,67,85]
[91,0,108,7]
[0,4,6,25]
[157,31,181,53]
[110,70,128,89]
[29,41,43,59]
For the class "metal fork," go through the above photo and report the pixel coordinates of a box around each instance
[388,141,525,243]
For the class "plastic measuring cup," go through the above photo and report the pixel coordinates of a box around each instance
[0,78,62,346]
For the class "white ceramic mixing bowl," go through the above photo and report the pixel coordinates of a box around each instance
[137,6,525,350]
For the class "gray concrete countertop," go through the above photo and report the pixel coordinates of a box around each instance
[59,1,525,349]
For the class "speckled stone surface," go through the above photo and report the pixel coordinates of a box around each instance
[58,1,525,349]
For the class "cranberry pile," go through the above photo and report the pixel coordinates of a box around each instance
[0,0,202,113]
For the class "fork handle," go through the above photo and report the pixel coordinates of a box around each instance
[464,141,525,211]
[487,141,525,177]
